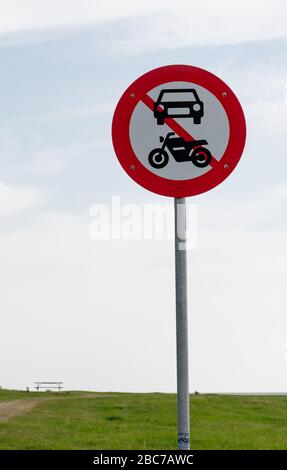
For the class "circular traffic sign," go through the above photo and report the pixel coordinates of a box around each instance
[112,65,246,197]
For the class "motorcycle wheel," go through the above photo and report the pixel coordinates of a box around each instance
[190,147,212,168]
[148,149,169,169]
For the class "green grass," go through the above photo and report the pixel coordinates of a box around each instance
[1,389,287,449]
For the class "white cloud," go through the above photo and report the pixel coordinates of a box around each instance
[246,101,287,134]
[0,210,287,392]
[15,104,113,123]
[191,227,287,393]
[0,119,109,175]
[0,0,168,34]
[0,181,45,213]
[195,185,287,242]
[106,1,287,54]
[0,0,285,49]
[0,0,286,395]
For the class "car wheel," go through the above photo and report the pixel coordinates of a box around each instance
[190,147,212,168]
[157,117,165,125]
[193,117,201,124]
[148,149,169,169]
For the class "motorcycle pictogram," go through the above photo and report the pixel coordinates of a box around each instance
[148,132,212,169]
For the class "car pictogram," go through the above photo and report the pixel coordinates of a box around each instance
[153,89,204,125]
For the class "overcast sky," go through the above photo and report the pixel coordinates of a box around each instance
[0,0,287,393]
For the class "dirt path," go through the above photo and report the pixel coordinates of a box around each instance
[0,399,44,422]
[0,393,119,422]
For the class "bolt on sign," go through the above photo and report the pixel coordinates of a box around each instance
[112,64,246,197]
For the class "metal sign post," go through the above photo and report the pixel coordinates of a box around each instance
[174,197,190,450]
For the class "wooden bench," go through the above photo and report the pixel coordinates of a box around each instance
[35,382,63,392]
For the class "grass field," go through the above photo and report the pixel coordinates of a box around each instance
[0,389,287,449]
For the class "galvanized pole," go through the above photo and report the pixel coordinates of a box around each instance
[174,197,190,450]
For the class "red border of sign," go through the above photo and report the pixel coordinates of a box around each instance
[112,65,246,197]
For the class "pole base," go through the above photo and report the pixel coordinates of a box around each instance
[178,433,190,450]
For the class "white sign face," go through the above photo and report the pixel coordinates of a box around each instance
[129,81,230,181]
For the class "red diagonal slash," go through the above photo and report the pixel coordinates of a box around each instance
[141,93,219,168]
